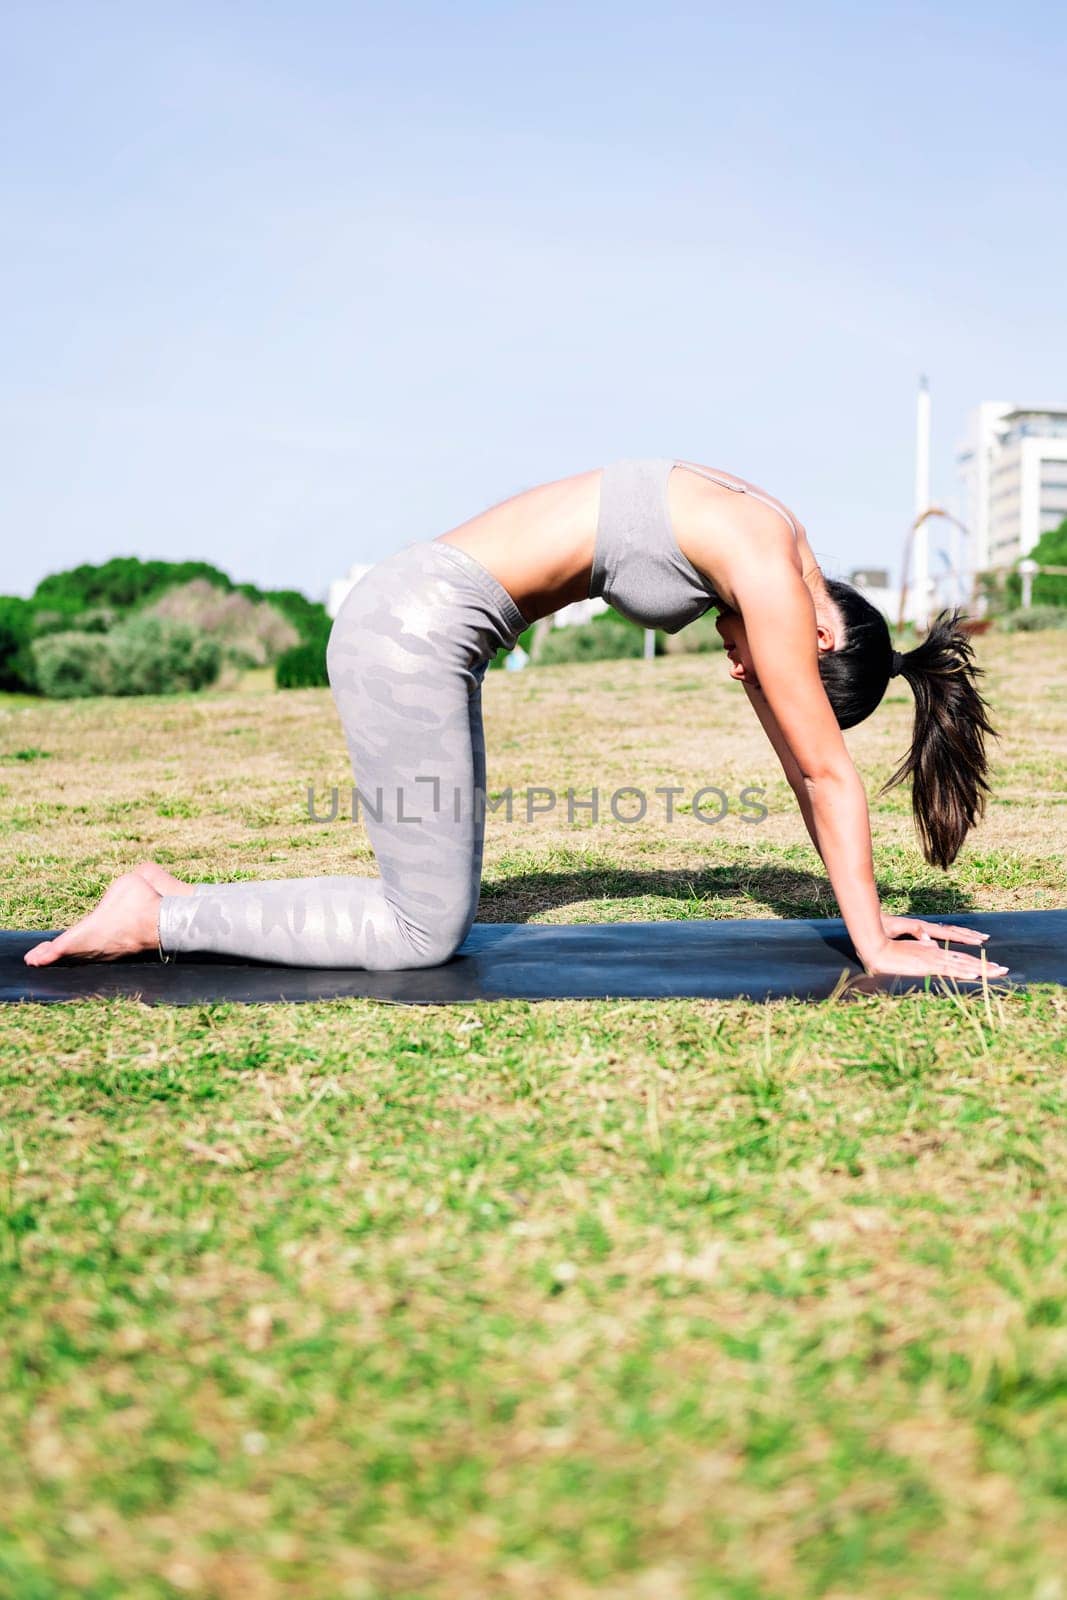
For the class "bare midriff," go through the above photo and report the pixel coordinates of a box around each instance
[433,462,813,625]
[434,469,602,624]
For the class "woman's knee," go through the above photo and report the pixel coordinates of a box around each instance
[382,903,474,971]
[403,915,472,969]
[361,928,466,973]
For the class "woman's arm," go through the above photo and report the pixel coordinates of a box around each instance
[728,554,887,964]
[740,680,824,861]
[739,677,998,957]
[725,542,1005,979]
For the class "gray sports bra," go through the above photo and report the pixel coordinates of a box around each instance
[589,457,800,634]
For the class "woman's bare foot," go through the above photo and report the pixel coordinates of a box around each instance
[134,861,195,897]
[24,872,163,967]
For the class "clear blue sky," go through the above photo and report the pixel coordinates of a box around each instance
[3,0,1064,601]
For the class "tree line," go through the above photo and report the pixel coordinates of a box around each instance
[0,558,332,697]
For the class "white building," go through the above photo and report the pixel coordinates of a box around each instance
[550,596,609,628]
[846,567,902,625]
[327,563,372,619]
[957,404,1067,571]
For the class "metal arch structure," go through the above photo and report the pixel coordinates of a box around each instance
[898,505,973,633]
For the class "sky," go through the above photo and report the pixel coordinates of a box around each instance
[2,0,1065,602]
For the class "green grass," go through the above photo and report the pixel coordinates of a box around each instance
[1,629,1065,1599]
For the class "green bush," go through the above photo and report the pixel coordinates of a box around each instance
[662,612,722,655]
[998,605,1067,632]
[0,596,36,692]
[28,599,91,635]
[108,616,221,694]
[32,605,118,638]
[30,631,113,698]
[149,580,299,667]
[488,624,536,670]
[244,586,331,646]
[536,613,659,665]
[1002,519,1067,609]
[31,617,221,699]
[77,606,119,634]
[276,637,330,689]
[25,557,334,690]
[31,560,326,631]
[32,557,233,614]
[275,599,335,689]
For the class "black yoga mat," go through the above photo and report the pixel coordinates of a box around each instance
[1,909,1064,1006]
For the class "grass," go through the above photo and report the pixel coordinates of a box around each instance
[1,629,1065,1599]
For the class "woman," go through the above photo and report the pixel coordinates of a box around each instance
[24,456,1006,981]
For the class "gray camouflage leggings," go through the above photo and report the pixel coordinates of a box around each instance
[157,540,529,968]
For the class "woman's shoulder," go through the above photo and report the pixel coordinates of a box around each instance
[670,467,804,609]
[672,459,803,538]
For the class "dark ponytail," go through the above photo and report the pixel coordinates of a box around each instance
[817,582,999,869]
[877,607,999,869]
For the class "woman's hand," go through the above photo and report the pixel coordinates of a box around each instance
[880,913,990,949]
[863,918,1008,980]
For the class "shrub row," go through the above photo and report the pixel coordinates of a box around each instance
[1,557,333,697]
[276,631,332,689]
[149,580,299,668]
[9,528,1067,700]
[996,605,1067,632]
[30,618,221,699]
[534,613,662,664]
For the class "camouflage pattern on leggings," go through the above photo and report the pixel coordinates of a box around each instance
[157,540,528,968]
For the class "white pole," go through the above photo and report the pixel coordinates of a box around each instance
[914,375,931,630]
[952,521,961,607]
[1019,559,1038,610]
[644,627,655,660]
[944,495,962,608]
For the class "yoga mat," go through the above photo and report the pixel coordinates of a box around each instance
[1,909,1063,1006]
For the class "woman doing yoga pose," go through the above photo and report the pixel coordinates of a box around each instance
[24,457,1005,980]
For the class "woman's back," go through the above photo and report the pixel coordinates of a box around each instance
[436,466,603,620]
[436,456,809,630]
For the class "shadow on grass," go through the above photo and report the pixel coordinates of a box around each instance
[477,862,981,925]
